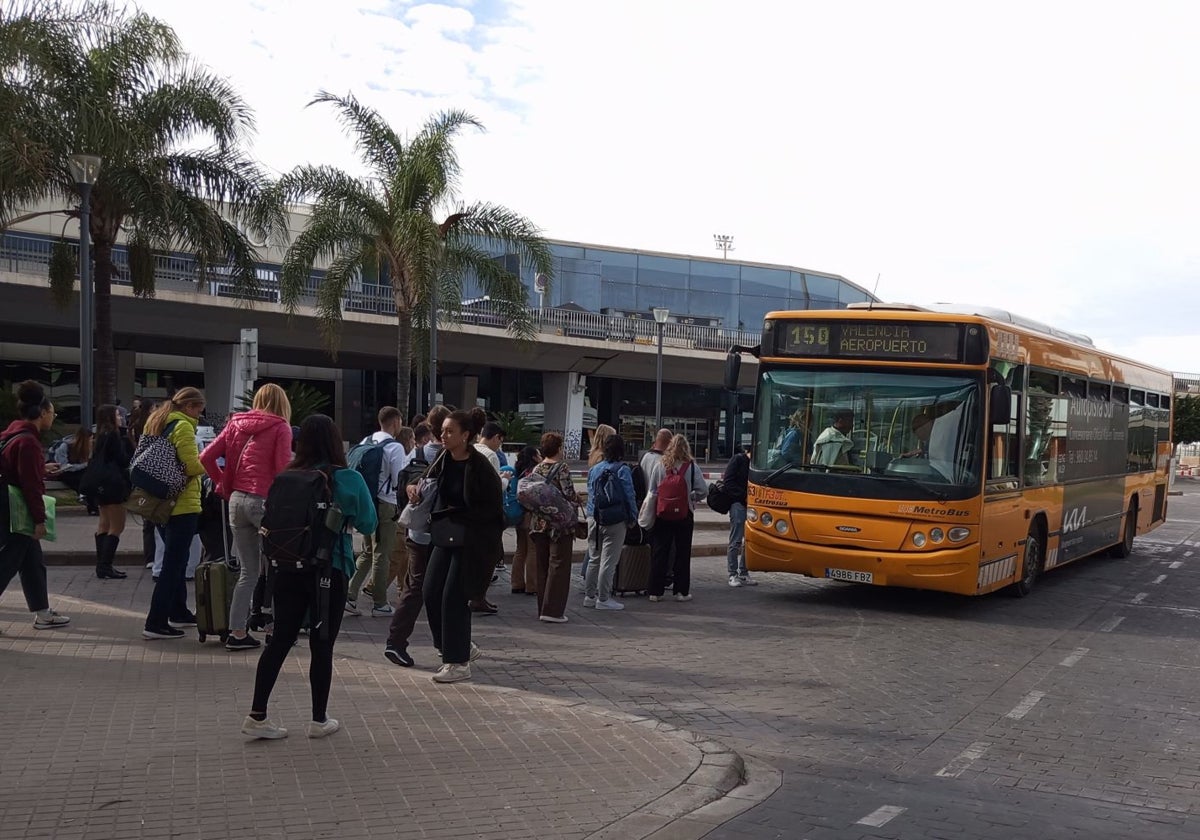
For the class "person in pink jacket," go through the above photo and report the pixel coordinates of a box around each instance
[200,384,292,650]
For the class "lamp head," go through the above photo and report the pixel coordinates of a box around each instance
[68,154,102,186]
[652,307,670,324]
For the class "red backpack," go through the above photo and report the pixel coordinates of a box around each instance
[655,463,694,521]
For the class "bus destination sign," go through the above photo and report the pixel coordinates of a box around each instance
[778,320,963,362]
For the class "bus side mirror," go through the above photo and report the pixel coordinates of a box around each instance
[990,384,1012,426]
[724,352,741,392]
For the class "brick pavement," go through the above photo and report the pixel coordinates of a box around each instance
[0,568,749,840]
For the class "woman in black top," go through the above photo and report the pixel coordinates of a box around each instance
[83,404,134,579]
[417,410,504,684]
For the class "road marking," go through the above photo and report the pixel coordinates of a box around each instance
[1153,575,1167,584]
[1099,616,1125,633]
[1170,561,1184,569]
[856,805,907,827]
[1060,647,1089,667]
[1006,690,1047,720]
[1132,592,1149,604]
[1185,551,1194,558]
[936,741,990,778]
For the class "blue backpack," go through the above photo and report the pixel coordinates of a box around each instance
[346,439,391,504]
[592,464,628,526]
[502,466,523,526]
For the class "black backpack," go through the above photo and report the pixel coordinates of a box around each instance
[260,468,341,574]
[631,461,649,508]
[592,464,628,526]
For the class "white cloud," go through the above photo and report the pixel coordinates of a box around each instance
[134,0,1200,369]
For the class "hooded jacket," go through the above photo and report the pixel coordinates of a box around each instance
[200,409,292,499]
[163,411,206,516]
[0,420,46,524]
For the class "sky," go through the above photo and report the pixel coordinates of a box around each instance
[134,0,1200,372]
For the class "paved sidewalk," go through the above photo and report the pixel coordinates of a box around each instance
[0,568,750,840]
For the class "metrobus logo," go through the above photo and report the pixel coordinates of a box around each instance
[898,505,970,517]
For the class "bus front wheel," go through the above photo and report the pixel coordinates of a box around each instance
[1011,528,1044,597]
[1110,501,1137,559]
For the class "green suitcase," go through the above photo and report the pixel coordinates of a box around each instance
[195,560,235,643]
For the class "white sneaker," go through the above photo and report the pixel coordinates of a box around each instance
[371,604,394,617]
[595,599,625,611]
[432,663,471,683]
[582,596,597,608]
[469,641,482,662]
[674,593,693,602]
[739,574,758,586]
[343,600,361,616]
[728,575,743,587]
[145,561,154,569]
[306,718,340,738]
[241,715,288,739]
[648,595,662,602]
[33,610,70,629]
[539,614,568,623]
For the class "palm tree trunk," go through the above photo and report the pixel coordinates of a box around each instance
[92,237,117,407]
[395,293,412,418]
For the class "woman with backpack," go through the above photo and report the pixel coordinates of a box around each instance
[508,445,541,596]
[646,434,709,602]
[141,387,208,640]
[580,423,616,581]
[84,404,134,579]
[418,410,505,684]
[528,432,581,623]
[200,383,293,651]
[241,414,377,739]
[584,434,637,611]
[0,381,71,630]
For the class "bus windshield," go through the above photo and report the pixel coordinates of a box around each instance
[752,367,983,500]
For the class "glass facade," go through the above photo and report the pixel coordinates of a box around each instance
[461,241,873,329]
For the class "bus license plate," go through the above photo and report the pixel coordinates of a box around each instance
[825,568,873,584]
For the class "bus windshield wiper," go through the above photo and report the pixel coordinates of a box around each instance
[871,473,948,504]
[760,461,832,486]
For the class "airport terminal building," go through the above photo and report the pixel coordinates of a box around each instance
[1,207,874,458]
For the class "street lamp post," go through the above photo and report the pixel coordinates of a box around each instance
[653,307,670,430]
[69,154,102,429]
[713,234,735,259]
[428,282,438,409]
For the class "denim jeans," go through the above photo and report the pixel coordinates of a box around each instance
[146,513,199,629]
[727,502,747,577]
[228,491,266,632]
[584,521,627,602]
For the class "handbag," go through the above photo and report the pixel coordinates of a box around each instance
[129,419,186,500]
[80,458,130,503]
[398,476,438,531]
[124,485,175,525]
[8,486,57,542]
[429,510,467,548]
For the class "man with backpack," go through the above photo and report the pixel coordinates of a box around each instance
[345,407,407,617]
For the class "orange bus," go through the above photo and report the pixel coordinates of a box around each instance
[725,304,1172,596]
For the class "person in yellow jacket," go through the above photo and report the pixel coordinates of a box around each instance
[142,387,208,639]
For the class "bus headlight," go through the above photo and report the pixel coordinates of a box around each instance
[760,511,774,527]
[746,508,759,523]
[948,527,970,542]
[929,528,945,544]
[912,531,927,548]
[774,518,789,535]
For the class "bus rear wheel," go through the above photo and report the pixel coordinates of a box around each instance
[1011,528,1043,597]
[1110,501,1137,559]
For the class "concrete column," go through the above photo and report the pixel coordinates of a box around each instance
[544,371,586,459]
[443,374,478,412]
[115,349,136,406]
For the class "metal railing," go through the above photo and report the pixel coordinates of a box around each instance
[0,231,760,353]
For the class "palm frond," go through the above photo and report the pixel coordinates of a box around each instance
[132,65,254,150]
[309,90,403,179]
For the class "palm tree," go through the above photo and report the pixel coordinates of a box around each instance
[0,0,284,405]
[276,93,554,416]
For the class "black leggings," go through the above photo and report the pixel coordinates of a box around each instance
[251,569,347,722]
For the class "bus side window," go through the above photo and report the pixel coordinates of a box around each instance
[988,362,1022,483]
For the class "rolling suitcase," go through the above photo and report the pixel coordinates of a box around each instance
[613,543,651,596]
[195,559,235,643]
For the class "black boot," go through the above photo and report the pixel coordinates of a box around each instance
[97,534,128,579]
[93,533,105,578]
